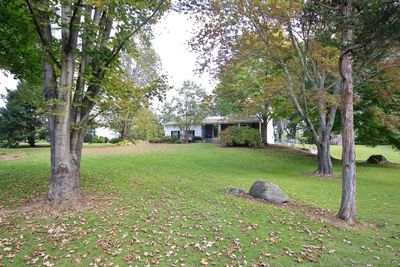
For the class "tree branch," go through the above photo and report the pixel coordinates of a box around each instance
[104,0,166,68]
[25,0,61,69]
[66,0,82,51]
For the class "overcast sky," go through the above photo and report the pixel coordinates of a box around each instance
[152,11,215,96]
[0,72,19,107]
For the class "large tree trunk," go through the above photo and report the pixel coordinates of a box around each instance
[315,106,336,176]
[47,129,85,208]
[284,68,335,176]
[47,47,81,207]
[183,128,189,143]
[338,1,356,222]
[120,120,131,140]
[46,6,82,208]
[315,132,333,176]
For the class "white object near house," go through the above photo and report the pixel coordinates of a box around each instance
[163,115,274,144]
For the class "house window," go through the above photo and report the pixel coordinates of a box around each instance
[171,131,180,139]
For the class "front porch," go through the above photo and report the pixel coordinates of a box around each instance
[202,123,260,142]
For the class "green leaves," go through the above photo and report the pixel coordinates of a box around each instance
[0,0,42,84]
[100,34,167,140]
[161,80,209,141]
[0,81,46,147]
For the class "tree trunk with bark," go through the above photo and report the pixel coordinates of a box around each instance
[27,0,165,208]
[314,93,336,176]
[284,67,336,176]
[183,128,189,143]
[47,133,83,208]
[120,120,131,141]
[315,133,333,176]
[275,121,283,141]
[45,5,83,208]
[27,136,36,147]
[338,0,356,223]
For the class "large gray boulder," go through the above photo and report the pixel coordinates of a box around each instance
[249,180,289,204]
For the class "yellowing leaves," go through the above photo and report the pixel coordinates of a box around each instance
[200,258,209,265]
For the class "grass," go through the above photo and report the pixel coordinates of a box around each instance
[0,143,399,266]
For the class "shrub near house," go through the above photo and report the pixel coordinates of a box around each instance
[219,126,262,147]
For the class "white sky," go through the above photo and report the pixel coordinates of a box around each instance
[0,71,19,107]
[152,11,216,97]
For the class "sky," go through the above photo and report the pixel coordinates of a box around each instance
[0,11,214,137]
[152,11,216,96]
[0,71,19,107]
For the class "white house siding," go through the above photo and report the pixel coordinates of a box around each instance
[163,116,275,144]
[164,125,203,138]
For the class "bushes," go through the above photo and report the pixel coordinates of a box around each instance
[219,126,262,147]
[117,140,133,146]
[148,135,203,144]
[149,136,180,144]
[192,136,203,142]
[92,136,107,143]
[219,127,236,146]
[110,137,122,144]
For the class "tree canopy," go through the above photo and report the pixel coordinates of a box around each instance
[161,80,210,143]
[0,81,46,147]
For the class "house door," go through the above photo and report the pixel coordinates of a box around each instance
[204,125,213,139]
[213,125,219,138]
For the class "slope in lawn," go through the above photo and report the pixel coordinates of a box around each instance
[0,143,399,266]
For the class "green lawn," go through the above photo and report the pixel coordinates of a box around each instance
[0,144,399,266]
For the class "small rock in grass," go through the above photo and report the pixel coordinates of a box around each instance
[249,180,289,204]
[229,188,245,195]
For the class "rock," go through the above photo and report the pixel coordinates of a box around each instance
[367,154,388,164]
[249,180,289,204]
[228,188,245,195]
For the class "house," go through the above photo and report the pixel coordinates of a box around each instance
[163,115,275,143]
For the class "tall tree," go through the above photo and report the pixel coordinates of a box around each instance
[315,0,400,222]
[131,107,164,141]
[184,0,340,176]
[215,44,292,146]
[0,81,46,147]
[5,0,169,207]
[100,35,167,141]
[161,81,210,143]
[337,0,356,222]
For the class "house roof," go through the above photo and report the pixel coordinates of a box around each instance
[202,115,260,124]
[164,115,261,126]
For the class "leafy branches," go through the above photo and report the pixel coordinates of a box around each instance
[161,81,210,143]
